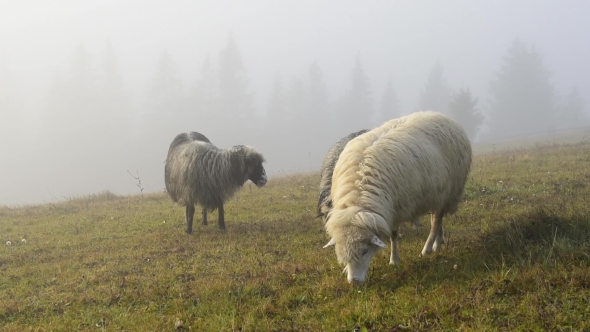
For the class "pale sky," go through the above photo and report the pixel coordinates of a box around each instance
[1,0,589,205]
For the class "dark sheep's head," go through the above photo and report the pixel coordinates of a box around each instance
[316,193,333,220]
[241,146,267,187]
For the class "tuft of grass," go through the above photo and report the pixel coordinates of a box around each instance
[2,142,590,330]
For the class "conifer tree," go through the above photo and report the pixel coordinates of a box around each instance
[419,60,450,114]
[217,34,254,121]
[487,39,556,139]
[379,75,400,123]
[448,88,484,140]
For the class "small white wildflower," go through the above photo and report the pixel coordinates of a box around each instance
[498,181,503,184]
[357,290,361,294]
[21,239,26,244]
[282,196,287,199]
[453,264,458,270]
[174,318,184,329]
[163,220,166,223]
[110,217,114,220]
[6,241,11,246]
[547,172,551,175]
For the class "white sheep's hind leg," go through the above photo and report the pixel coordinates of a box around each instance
[420,213,440,256]
[389,231,400,266]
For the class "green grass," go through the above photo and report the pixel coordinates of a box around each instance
[2,141,590,331]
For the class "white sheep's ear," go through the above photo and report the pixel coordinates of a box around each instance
[323,238,336,248]
[371,235,387,248]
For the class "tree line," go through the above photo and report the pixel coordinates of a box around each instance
[0,36,587,194]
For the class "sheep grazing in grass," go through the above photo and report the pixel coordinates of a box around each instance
[323,111,472,284]
[317,129,369,220]
[164,131,267,234]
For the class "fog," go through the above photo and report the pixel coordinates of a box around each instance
[1,0,589,205]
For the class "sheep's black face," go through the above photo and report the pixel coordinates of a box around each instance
[249,162,267,187]
[318,198,333,220]
[243,148,267,187]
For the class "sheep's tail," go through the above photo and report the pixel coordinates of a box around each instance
[167,132,211,160]
[164,131,213,205]
[188,131,211,143]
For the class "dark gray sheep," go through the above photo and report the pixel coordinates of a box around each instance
[164,131,267,234]
[317,129,369,220]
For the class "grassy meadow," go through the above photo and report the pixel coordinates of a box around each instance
[2,140,590,331]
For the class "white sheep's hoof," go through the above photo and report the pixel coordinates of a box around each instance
[433,238,445,252]
[420,249,432,257]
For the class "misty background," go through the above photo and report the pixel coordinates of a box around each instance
[1,0,589,206]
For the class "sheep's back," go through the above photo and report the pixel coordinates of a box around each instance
[330,111,471,232]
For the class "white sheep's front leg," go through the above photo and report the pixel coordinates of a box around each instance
[389,231,400,265]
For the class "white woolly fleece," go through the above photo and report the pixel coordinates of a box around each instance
[325,111,472,242]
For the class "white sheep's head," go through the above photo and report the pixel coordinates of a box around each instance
[324,225,387,285]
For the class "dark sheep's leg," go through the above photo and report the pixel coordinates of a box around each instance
[202,208,208,225]
[217,204,226,231]
[433,212,445,252]
[186,205,195,235]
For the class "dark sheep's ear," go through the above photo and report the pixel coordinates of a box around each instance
[245,150,264,166]
[315,213,324,219]
[244,152,256,166]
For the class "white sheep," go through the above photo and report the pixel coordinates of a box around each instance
[323,111,472,284]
